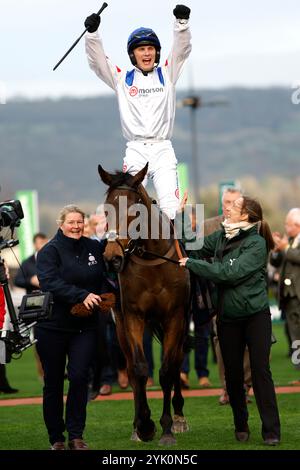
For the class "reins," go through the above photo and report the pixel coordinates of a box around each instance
[131,243,178,266]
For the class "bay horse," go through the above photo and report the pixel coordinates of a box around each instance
[98,163,191,446]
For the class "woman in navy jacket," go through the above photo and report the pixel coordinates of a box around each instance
[36,204,109,450]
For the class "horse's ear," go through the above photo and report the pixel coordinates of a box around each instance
[131,163,148,187]
[98,165,113,186]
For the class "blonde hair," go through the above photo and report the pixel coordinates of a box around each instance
[57,205,85,225]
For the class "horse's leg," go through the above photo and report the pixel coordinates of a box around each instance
[114,316,140,441]
[118,314,156,442]
[172,371,190,434]
[158,315,186,446]
[171,312,190,434]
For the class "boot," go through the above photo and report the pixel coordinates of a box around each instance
[0,364,19,393]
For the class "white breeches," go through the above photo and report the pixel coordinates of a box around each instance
[123,140,179,219]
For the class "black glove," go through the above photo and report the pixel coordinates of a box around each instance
[173,4,191,20]
[84,13,101,33]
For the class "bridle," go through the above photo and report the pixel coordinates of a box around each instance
[105,228,137,258]
[105,185,180,269]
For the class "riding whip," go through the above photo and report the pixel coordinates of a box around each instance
[53,2,108,71]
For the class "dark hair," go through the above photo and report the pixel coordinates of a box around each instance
[33,232,47,243]
[241,197,274,252]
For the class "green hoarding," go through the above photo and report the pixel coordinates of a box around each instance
[177,163,189,200]
[15,190,39,262]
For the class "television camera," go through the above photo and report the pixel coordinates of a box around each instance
[0,200,52,364]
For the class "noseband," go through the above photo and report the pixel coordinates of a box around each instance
[105,229,137,258]
[105,185,143,259]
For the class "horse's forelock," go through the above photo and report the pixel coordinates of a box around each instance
[105,171,152,210]
[106,171,136,194]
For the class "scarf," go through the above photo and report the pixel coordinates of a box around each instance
[222,220,258,239]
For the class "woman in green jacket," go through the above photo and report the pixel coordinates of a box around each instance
[179,196,281,446]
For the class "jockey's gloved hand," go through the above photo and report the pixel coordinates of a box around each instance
[173,4,191,20]
[84,13,101,33]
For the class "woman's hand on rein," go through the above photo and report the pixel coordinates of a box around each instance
[179,257,189,267]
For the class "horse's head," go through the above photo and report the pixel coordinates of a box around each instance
[98,163,149,272]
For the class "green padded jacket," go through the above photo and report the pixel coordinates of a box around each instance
[186,225,270,320]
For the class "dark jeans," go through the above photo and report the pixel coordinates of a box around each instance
[181,312,211,378]
[217,311,281,439]
[35,327,96,444]
[92,314,127,388]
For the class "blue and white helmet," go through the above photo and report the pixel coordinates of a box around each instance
[127,27,161,65]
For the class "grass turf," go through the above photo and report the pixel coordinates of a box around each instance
[2,323,299,398]
[0,322,299,450]
[0,394,299,450]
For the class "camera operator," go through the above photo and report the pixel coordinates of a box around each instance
[14,232,48,382]
[35,204,111,451]
[0,263,18,394]
[1,199,42,366]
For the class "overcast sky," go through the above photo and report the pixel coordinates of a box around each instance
[0,0,299,99]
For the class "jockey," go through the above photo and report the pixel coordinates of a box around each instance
[84,5,192,219]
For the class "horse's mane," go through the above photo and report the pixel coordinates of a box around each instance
[137,183,152,205]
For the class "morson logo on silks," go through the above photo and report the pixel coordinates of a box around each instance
[129,86,164,97]
[129,86,138,97]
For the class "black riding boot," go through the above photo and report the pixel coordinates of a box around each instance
[0,364,18,393]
